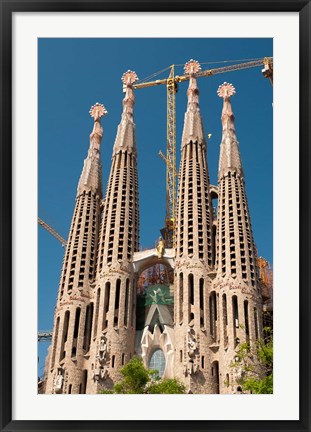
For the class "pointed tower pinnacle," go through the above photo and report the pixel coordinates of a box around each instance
[181,59,205,148]
[217,82,243,179]
[91,70,140,391]
[77,103,107,196]
[215,81,257,285]
[113,70,138,156]
[89,102,108,151]
[176,59,213,267]
[214,83,262,393]
[174,60,214,393]
[45,103,107,394]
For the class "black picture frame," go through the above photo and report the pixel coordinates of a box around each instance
[1,1,310,431]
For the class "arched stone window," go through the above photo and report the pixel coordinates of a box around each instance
[149,349,166,378]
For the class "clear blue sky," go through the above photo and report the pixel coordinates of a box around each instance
[38,38,273,377]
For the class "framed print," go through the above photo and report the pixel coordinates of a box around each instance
[1,1,310,431]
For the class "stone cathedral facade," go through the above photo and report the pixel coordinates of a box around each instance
[44,61,263,395]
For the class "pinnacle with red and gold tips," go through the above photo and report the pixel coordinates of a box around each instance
[121,70,139,86]
[217,82,236,98]
[184,59,201,75]
[89,103,108,121]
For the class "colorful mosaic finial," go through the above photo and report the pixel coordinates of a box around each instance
[184,59,201,75]
[121,70,139,86]
[89,103,108,121]
[217,82,236,98]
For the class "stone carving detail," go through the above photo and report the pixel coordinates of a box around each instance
[100,367,109,380]
[187,328,197,357]
[98,332,108,364]
[100,263,130,278]
[174,260,205,271]
[141,324,175,378]
[184,328,200,377]
[89,102,108,121]
[54,369,64,393]
[215,280,258,299]
[93,332,110,381]
[184,59,202,75]
[93,368,100,381]
[93,363,109,382]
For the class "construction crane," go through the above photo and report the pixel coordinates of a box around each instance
[133,57,273,248]
[262,57,273,85]
[38,217,67,247]
[38,218,66,342]
[38,331,53,342]
[257,256,273,301]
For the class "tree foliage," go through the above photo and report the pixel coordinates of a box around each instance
[231,327,273,394]
[99,356,185,394]
[147,378,186,394]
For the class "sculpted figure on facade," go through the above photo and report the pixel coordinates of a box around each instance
[184,328,199,376]
[98,331,108,364]
[100,366,109,380]
[187,328,197,358]
[93,332,110,381]
[157,237,165,258]
[93,368,100,381]
[93,364,109,382]
[54,369,64,393]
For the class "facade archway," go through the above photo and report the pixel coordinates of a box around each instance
[134,258,175,379]
[132,248,175,275]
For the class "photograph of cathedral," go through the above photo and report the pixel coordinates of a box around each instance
[38,38,273,395]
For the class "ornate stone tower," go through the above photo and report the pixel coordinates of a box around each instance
[86,70,140,392]
[174,60,215,393]
[45,103,107,394]
[213,82,263,393]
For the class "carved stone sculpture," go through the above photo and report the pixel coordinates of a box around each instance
[100,366,108,380]
[93,368,100,381]
[98,332,108,364]
[54,369,64,393]
[186,328,197,358]
[93,365,109,382]
[183,328,199,376]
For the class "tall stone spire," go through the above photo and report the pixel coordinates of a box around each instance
[87,71,140,392]
[217,83,243,179]
[77,103,107,196]
[113,70,137,156]
[215,83,257,284]
[176,60,213,267]
[174,60,215,393]
[181,59,205,149]
[97,70,139,271]
[45,104,107,394]
[214,83,262,393]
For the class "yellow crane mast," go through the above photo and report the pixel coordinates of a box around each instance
[133,57,273,247]
[38,217,67,247]
[165,65,177,242]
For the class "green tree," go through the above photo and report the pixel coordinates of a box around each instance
[99,356,185,394]
[231,328,273,394]
[147,378,185,394]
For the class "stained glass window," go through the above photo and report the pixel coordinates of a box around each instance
[149,349,166,377]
